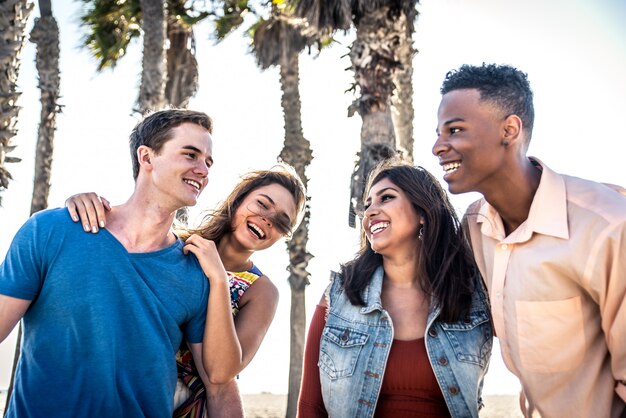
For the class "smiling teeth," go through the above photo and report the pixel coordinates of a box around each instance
[370,222,389,234]
[248,222,266,239]
[443,162,461,173]
[184,179,201,190]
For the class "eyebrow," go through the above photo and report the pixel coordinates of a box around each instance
[365,186,397,203]
[182,145,213,166]
[259,193,292,225]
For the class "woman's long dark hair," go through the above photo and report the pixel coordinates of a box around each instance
[340,158,478,322]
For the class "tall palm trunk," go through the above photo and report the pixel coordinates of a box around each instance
[348,5,408,226]
[137,0,167,114]
[391,31,415,163]
[278,50,313,418]
[29,0,61,214]
[0,0,34,206]
[1,1,34,415]
[165,17,198,109]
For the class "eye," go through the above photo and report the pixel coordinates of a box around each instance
[450,127,461,134]
[184,152,196,159]
[380,194,394,202]
[257,199,269,209]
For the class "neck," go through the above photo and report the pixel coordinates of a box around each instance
[483,157,542,235]
[217,236,254,272]
[381,256,421,289]
[105,195,179,252]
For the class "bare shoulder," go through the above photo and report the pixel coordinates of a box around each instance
[238,275,279,309]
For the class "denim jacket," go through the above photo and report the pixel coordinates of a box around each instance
[318,266,493,418]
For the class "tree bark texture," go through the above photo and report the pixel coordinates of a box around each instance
[278,52,313,418]
[391,26,415,163]
[165,17,198,108]
[348,5,406,227]
[29,14,61,215]
[137,0,166,114]
[0,0,34,205]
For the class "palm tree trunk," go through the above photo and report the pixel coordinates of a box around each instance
[391,31,415,163]
[137,0,167,114]
[0,0,34,206]
[165,17,198,109]
[1,1,34,415]
[29,8,61,214]
[278,52,313,418]
[347,5,407,227]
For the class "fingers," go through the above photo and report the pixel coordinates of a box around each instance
[64,192,109,233]
[183,235,227,281]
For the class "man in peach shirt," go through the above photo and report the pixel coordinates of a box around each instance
[432,63,626,418]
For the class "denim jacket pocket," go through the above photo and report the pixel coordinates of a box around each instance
[318,325,369,380]
[440,309,493,367]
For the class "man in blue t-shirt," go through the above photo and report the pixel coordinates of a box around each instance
[0,109,217,417]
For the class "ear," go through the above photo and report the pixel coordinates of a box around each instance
[137,145,154,172]
[502,114,523,146]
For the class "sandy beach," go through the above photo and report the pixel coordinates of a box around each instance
[242,393,520,418]
[1,391,519,417]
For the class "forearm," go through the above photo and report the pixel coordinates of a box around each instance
[202,278,243,383]
[205,379,244,418]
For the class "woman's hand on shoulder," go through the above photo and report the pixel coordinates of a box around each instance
[183,234,228,285]
[65,192,111,233]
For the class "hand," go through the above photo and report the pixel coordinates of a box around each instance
[65,192,111,233]
[183,234,228,284]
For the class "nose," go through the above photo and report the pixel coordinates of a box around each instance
[195,160,209,178]
[432,133,448,157]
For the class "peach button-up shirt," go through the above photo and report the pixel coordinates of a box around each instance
[464,158,626,418]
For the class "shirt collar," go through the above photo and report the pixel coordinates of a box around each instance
[477,157,569,241]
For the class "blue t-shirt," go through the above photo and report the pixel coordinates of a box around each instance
[0,208,209,417]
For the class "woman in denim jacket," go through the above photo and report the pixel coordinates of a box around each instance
[298,159,493,418]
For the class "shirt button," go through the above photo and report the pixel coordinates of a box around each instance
[438,357,448,366]
[428,328,438,338]
[501,244,508,250]
[448,386,460,395]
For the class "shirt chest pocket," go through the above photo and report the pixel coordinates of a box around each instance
[440,309,493,368]
[515,296,584,373]
[318,326,369,380]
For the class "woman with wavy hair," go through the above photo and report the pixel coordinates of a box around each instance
[298,158,493,418]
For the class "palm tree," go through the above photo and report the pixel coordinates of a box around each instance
[2,1,35,413]
[214,3,317,415]
[79,0,209,224]
[391,7,419,164]
[0,0,34,207]
[253,13,315,418]
[294,0,419,227]
[29,0,61,214]
[136,0,167,114]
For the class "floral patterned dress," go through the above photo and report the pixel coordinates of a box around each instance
[173,265,263,418]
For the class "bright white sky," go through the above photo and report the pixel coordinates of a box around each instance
[1,0,625,397]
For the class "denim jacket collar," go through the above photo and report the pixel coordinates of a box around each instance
[359,266,385,314]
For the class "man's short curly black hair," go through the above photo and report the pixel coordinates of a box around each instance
[441,63,535,140]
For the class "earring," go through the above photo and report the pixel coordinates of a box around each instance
[502,139,510,147]
[419,225,424,240]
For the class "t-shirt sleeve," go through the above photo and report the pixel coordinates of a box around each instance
[183,280,209,344]
[0,215,46,300]
[298,304,328,417]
